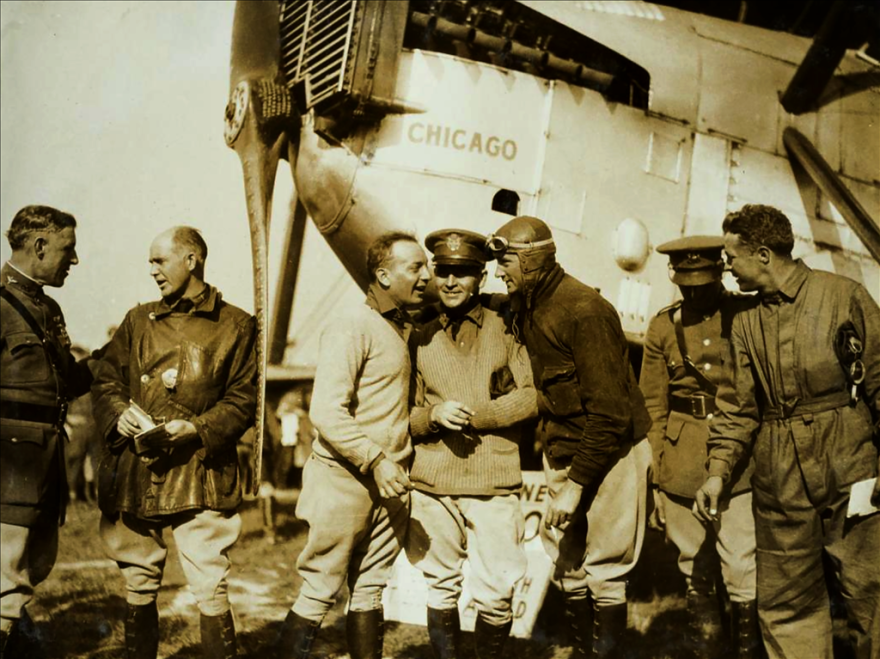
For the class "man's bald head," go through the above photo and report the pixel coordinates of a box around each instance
[149,226,208,301]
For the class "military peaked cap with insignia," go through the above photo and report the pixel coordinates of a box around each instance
[425,229,491,267]
[656,235,725,286]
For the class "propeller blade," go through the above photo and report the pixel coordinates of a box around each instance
[230,87,288,497]
[230,0,281,91]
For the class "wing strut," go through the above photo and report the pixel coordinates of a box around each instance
[783,126,880,264]
[269,198,308,365]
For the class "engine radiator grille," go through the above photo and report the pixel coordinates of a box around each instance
[280,0,362,110]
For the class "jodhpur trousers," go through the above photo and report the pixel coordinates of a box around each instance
[100,509,241,616]
[0,514,58,632]
[540,438,651,606]
[661,490,756,602]
[406,490,527,626]
[292,453,409,622]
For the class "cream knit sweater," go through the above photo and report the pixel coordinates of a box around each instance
[309,299,413,472]
[410,304,537,495]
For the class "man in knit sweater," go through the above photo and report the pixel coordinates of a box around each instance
[407,229,537,659]
[273,232,430,659]
[489,216,653,659]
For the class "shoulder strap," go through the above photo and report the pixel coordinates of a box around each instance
[671,305,718,396]
[0,287,66,378]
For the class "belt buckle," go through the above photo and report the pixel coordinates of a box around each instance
[691,395,708,419]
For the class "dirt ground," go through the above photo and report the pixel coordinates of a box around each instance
[22,496,846,659]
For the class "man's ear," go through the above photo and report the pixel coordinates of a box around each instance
[756,246,772,265]
[33,235,47,259]
[376,267,391,288]
[185,252,198,273]
[479,269,488,290]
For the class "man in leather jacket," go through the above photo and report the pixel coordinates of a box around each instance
[92,226,256,659]
[489,216,652,658]
[1,205,92,658]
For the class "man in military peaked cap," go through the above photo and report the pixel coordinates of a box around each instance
[407,228,536,659]
[641,235,760,658]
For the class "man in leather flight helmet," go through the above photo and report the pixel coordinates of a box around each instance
[488,216,653,659]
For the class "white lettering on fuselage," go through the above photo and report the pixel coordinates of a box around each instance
[407,122,518,161]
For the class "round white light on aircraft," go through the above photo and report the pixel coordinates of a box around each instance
[613,218,651,272]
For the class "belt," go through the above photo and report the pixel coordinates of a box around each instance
[763,391,852,422]
[669,394,716,419]
[0,400,68,427]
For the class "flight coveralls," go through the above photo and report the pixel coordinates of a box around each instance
[707,262,880,659]
[0,262,92,634]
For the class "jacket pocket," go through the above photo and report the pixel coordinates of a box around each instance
[5,331,52,385]
[665,416,685,444]
[0,420,54,506]
[178,341,215,384]
[539,365,582,417]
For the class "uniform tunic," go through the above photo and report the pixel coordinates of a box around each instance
[0,261,92,628]
[641,291,756,601]
[707,261,880,659]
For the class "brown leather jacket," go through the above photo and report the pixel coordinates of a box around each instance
[91,286,256,518]
[519,265,651,488]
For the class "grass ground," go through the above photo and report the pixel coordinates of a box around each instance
[22,496,694,659]
[23,496,849,658]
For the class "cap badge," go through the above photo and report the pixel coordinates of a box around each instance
[446,233,462,252]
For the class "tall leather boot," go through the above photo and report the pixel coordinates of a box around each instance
[473,615,513,659]
[346,608,385,659]
[731,600,762,659]
[0,625,12,659]
[565,596,594,658]
[273,610,321,659]
[426,607,462,659]
[592,602,627,659]
[200,610,237,658]
[124,602,160,659]
[686,591,724,658]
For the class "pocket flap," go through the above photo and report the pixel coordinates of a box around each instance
[665,415,685,442]
[0,420,49,447]
[5,331,43,352]
[541,365,576,385]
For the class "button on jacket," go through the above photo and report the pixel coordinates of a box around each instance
[641,291,755,499]
[520,264,651,488]
[91,286,257,518]
[0,262,92,526]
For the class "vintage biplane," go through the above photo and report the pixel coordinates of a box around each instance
[223,0,880,486]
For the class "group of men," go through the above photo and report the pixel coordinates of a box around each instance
[0,202,878,659]
[1,207,255,658]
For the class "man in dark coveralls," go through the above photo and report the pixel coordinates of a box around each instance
[640,236,759,658]
[0,205,92,657]
[92,226,256,659]
[488,215,653,659]
[695,204,880,659]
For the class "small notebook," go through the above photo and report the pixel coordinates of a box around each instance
[846,478,879,518]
